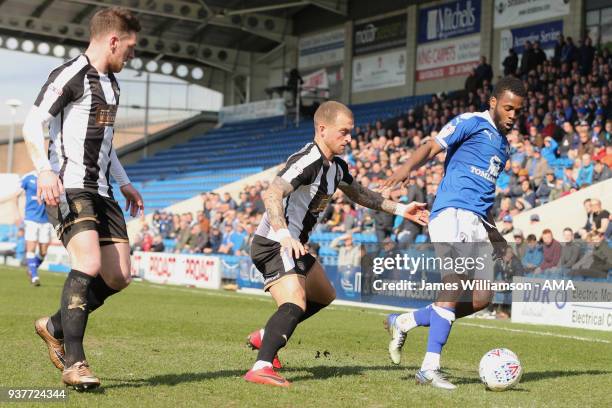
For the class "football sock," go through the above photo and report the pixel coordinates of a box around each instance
[298,301,327,323]
[47,274,120,339]
[397,304,432,331]
[256,303,304,364]
[421,305,455,371]
[60,270,93,367]
[27,252,38,280]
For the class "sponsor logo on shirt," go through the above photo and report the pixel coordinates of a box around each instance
[95,104,117,126]
[470,155,502,183]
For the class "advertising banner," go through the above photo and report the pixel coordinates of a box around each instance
[298,28,345,70]
[352,49,406,93]
[219,99,285,124]
[353,14,407,56]
[512,277,612,332]
[131,251,222,290]
[494,0,570,29]
[416,34,481,81]
[499,20,563,69]
[418,0,481,44]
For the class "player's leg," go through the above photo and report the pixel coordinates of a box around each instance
[24,221,40,284]
[301,260,335,322]
[58,229,102,389]
[245,274,306,386]
[385,208,459,365]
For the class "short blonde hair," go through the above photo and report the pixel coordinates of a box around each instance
[314,101,353,128]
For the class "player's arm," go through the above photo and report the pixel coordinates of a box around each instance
[262,176,306,258]
[338,179,428,226]
[110,148,144,217]
[22,107,64,206]
[483,210,508,260]
[381,139,444,188]
[23,65,82,206]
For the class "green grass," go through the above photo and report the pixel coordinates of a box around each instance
[1,265,612,407]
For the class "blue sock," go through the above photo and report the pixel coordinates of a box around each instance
[414,304,432,327]
[426,306,455,354]
[34,255,44,268]
[27,253,38,279]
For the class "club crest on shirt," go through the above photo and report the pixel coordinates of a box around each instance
[47,83,63,97]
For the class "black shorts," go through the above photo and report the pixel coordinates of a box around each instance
[46,188,129,247]
[251,235,316,291]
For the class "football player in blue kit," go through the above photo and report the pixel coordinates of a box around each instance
[21,172,54,285]
[380,76,527,389]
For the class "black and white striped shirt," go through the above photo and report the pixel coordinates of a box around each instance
[34,54,121,197]
[256,142,354,244]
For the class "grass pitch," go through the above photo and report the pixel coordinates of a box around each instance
[1,265,611,407]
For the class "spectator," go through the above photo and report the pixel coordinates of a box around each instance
[204,227,222,254]
[561,36,576,64]
[539,229,562,272]
[503,48,519,76]
[524,146,550,186]
[578,37,596,75]
[493,246,525,318]
[558,228,581,270]
[475,56,493,86]
[522,234,543,273]
[186,224,209,253]
[521,41,536,75]
[576,153,594,187]
[591,199,610,235]
[175,219,191,253]
[520,180,536,208]
[532,41,547,68]
[583,198,594,232]
[501,215,514,235]
[513,229,527,260]
[571,231,612,279]
[535,169,555,205]
[330,233,361,268]
[553,34,565,65]
[529,213,541,227]
[151,235,165,252]
[464,67,480,95]
[592,158,611,183]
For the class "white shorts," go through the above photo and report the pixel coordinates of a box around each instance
[428,208,488,243]
[428,208,494,278]
[24,220,54,244]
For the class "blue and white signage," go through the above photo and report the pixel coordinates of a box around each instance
[418,0,481,44]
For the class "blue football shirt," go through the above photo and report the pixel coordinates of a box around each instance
[21,173,48,223]
[431,111,510,220]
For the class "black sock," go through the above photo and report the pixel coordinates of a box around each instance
[48,310,63,339]
[298,301,328,323]
[257,303,304,363]
[60,270,93,367]
[47,275,120,339]
[87,274,120,313]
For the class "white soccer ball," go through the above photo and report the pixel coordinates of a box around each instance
[479,348,523,391]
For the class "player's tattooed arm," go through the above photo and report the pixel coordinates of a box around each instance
[263,176,294,231]
[339,179,393,212]
[340,180,429,225]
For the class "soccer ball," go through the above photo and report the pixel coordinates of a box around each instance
[479,348,522,391]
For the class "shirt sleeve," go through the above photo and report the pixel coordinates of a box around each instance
[334,157,354,185]
[434,115,478,150]
[20,176,28,191]
[278,146,321,190]
[33,60,86,121]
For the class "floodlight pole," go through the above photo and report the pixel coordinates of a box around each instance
[6,99,22,173]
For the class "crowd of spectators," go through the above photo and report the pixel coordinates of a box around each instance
[133,36,612,269]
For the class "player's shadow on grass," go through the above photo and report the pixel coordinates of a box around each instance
[102,365,412,389]
[452,369,610,385]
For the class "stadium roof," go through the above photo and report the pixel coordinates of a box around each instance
[0,0,353,86]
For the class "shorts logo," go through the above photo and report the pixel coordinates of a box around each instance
[70,201,83,214]
[264,274,280,285]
